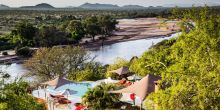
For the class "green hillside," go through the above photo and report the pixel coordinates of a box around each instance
[130,7,220,109]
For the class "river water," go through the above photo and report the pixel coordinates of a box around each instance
[0,33,180,81]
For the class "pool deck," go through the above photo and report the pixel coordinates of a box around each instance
[32,79,145,110]
[33,89,81,110]
[34,89,144,110]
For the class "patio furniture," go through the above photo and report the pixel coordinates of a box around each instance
[110,74,161,109]
[50,94,64,99]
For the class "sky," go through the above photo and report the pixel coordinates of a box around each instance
[0,0,220,7]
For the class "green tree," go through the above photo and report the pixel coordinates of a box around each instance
[24,46,91,81]
[37,25,69,47]
[68,62,105,81]
[83,16,101,41]
[98,15,118,45]
[0,72,45,110]
[66,20,85,42]
[12,21,37,47]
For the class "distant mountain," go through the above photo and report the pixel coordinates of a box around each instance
[65,6,76,8]
[79,3,119,9]
[122,5,145,9]
[0,4,10,9]
[20,3,55,9]
[163,3,220,7]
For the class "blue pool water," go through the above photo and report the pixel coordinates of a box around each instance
[47,82,92,97]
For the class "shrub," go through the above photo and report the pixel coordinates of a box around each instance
[2,51,8,56]
[105,72,120,80]
[0,103,7,110]
[68,62,105,81]
[15,47,32,57]
[0,81,46,110]
[0,45,15,51]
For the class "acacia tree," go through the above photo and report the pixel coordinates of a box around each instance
[66,20,85,42]
[24,46,91,81]
[36,25,69,47]
[98,15,118,45]
[98,15,118,37]
[83,16,101,41]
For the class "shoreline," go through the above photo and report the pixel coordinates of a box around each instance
[81,31,178,51]
[0,18,180,64]
[80,18,180,51]
[0,32,178,64]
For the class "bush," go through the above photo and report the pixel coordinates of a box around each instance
[134,8,220,110]
[15,47,32,57]
[105,72,121,80]
[2,51,8,56]
[0,45,15,51]
[68,62,105,81]
[0,103,7,110]
[0,35,15,51]
[0,81,46,110]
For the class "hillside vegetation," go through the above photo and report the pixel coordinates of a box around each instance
[130,7,220,109]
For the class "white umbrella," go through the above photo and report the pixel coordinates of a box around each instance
[127,74,142,81]
[62,89,77,99]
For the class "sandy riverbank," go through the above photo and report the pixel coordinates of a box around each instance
[80,17,180,50]
[0,18,180,63]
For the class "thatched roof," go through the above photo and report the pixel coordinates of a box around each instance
[110,66,130,76]
[41,76,74,89]
[110,74,161,101]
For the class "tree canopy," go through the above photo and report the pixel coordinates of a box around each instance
[24,46,91,81]
[0,71,46,110]
[83,16,101,41]
[82,83,123,110]
[130,7,220,110]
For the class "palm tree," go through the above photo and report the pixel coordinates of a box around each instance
[82,84,122,109]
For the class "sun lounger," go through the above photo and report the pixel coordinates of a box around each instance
[53,97,72,108]
[58,98,71,104]
[118,79,126,84]
[49,94,64,99]
[124,81,132,87]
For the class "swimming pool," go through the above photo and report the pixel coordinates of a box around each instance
[47,82,92,97]
[32,78,119,101]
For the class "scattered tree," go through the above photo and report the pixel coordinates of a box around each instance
[66,20,85,42]
[83,16,101,41]
[24,46,91,81]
